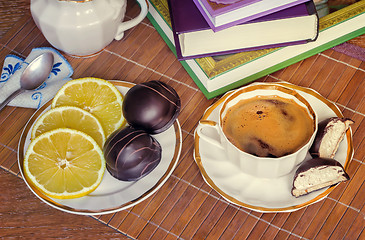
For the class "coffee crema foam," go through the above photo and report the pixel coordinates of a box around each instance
[222,95,314,158]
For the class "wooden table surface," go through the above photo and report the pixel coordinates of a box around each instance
[1,1,364,239]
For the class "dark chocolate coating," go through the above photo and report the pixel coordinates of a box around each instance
[103,126,162,181]
[309,118,334,157]
[309,117,353,157]
[293,157,349,179]
[291,157,350,197]
[123,81,181,134]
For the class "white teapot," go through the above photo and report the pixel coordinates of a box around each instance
[31,0,148,56]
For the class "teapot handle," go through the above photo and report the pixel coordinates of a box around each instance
[115,0,148,40]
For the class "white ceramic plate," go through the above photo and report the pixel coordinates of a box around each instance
[18,81,182,215]
[194,82,353,213]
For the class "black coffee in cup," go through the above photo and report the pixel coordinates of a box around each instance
[222,95,315,157]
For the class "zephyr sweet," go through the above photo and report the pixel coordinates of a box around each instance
[103,126,162,181]
[291,157,350,197]
[123,81,181,134]
[309,117,354,158]
[104,81,181,182]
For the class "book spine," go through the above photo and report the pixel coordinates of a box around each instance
[193,0,219,30]
[166,0,183,59]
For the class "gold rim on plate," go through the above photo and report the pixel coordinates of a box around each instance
[18,80,182,215]
[194,82,353,212]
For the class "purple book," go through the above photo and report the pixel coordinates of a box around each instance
[201,0,262,17]
[193,0,311,32]
[168,0,318,61]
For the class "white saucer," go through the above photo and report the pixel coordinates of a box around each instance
[18,81,182,215]
[194,82,353,213]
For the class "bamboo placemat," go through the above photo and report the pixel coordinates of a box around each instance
[0,2,364,239]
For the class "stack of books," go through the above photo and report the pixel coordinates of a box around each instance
[147,0,365,98]
[170,0,319,60]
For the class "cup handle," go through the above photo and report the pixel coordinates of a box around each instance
[196,120,224,149]
[115,0,148,40]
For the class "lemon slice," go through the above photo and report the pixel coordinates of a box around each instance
[31,106,105,147]
[51,78,125,137]
[24,128,106,199]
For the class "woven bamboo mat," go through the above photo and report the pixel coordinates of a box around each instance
[1,2,364,239]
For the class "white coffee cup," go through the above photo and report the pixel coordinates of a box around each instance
[31,0,148,56]
[196,84,318,178]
